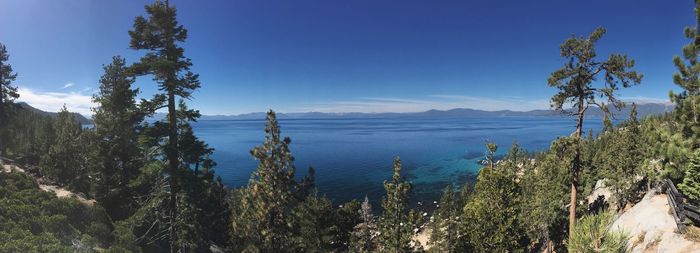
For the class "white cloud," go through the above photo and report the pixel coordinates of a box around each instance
[17,88,94,116]
[61,82,75,89]
[283,95,551,113]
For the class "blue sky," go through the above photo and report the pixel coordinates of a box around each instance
[0,0,694,115]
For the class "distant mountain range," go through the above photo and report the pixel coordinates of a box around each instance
[19,101,673,124]
[16,102,92,125]
[186,102,675,121]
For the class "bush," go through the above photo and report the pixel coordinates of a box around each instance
[679,149,700,202]
[567,212,630,253]
[0,172,113,251]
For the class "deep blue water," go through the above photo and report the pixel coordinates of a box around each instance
[192,116,603,205]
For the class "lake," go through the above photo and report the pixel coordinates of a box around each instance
[192,116,604,206]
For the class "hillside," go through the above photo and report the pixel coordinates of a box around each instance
[15,102,91,125]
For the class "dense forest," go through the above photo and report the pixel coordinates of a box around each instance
[2,1,700,252]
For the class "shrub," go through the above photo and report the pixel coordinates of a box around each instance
[567,212,630,253]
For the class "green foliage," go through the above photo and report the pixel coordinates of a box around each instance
[520,138,576,251]
[567,212,630,253]
[124,2,230,251]
[3,107,56,164]
[548,26,642,235]
[350,196,377,253]
[485,141,498,172]
[0,42,19,159]
[670,0,700,147]
[428,186,459,253]
[377,157,419,253]
[231,111,312,252]
[548,27,642,115]
[90,56,145,220]
[0,172,113,252]
[334,199,362,252]
[593,109,645,209]
[679,149,700,202]
[462,159,527,252]
[292,190,336,252]
[39,106,86,190]
[0,42,18,111]
[639,115,692,181]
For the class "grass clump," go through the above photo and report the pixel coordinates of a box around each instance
[567,212,630,253]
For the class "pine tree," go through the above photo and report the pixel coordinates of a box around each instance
[680,150,700,201]
[334,199,362,252]
[350,196,377,253]
[0,42,19,161]
[428,186,458,253]
[459,183,472,206]
[292,190,335,252]
[125,2,230,251]
[90,56,144,220]
[671,0,700,147]
[548,27,642,234]
[485,142,498,173]
[39,106,83,187]
[231,110,302,252]
[461,147,527,252]
[377,157,418,253]
[602,109,613,133]
[594,103,644,209]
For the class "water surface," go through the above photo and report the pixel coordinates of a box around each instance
[193,116,603,205]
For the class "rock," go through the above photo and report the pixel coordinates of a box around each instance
[610,190,700,252]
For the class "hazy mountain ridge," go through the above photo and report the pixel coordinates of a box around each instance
[16,102,92,125]
[193,102,674,121]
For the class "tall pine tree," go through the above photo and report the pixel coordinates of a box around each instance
[548,27,642,234]
[377,157,418,253]
[39,106,82,187]
[0,43,19,162]
[428,186,459,253]
[90,56,144,220]
[127,1,229,251]
[671,0,700,147]
[231,110,309,252]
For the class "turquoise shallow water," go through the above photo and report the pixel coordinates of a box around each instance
[192,116,603,205]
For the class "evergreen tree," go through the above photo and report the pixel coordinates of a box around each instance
[127,1,227,251]
[595,103,644,209]
[458,183,472,206]
[128,1,198,250]
[670,0,700,147]
[428,186,458,253]
[0,42,19,161]
[334,199,362,252]
[350,196,377,253]
[462,147,528,252]
[377,157,418,253]
[679,149,700,201]
[485,141,498,173]
[520,145,573,252]
[39,106,82,187]
[548,27,642,234]
[292,190,335,252]
[90,56,144,220]
[231,110,305,252]
[602,107,614,133]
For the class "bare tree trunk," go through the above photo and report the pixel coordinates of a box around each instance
[0,69,4,163]
[569,90,584,236]
[167,90,179,253]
